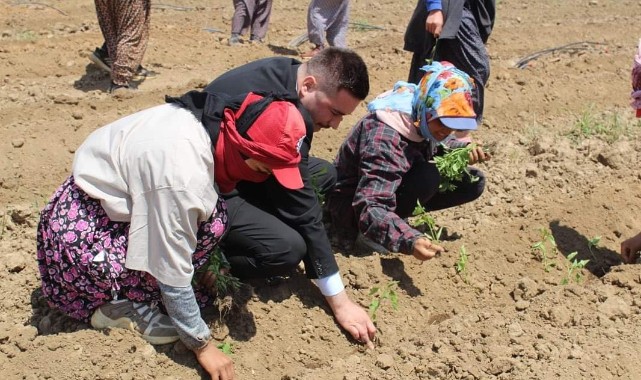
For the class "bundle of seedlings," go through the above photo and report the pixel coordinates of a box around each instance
[434,143,480,192]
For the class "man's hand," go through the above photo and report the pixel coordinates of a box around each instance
[621,232,641,264]
[412,236,444,261]
[326,291,376,349]
[426,10,444,37]
[194,341,235,380]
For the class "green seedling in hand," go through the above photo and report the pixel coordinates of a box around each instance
[194,247,242,295]
[434,144,480,192]
[455,246,469,283]
[561,251,589,285]
[531,227,558,272]
[368,281,399,321]
[411,201,443,243]
[217,341,234,355]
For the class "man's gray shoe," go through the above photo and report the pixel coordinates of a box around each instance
[91,299,179,345]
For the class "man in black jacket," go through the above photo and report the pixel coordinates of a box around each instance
[205,47,376,348]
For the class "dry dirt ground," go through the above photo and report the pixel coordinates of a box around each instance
[2,0,641,379]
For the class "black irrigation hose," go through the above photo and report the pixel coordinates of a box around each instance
[514,41,606,69]
[151,3,194,11]
[287,22,386,48]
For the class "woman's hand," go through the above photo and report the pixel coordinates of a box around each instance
[194,341,235,380]
[412,237,444,261]
[426,10,444,37]
[468,145,491,165]
[621,232,641,264]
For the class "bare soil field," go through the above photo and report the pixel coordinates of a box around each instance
[2,0,641,379]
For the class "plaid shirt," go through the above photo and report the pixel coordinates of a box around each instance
[329,113,436,255]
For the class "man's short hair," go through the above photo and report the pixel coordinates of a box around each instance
[306,47,369,100]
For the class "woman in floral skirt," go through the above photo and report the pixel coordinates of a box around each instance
[36,90,307,380]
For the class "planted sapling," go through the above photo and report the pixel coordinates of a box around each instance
[531,227,558,272]
[455,245,469,283]
[586,235,606,275]
[368,280,399,321]
[587,235,601,263]
[411,201,443,243]
[217,341,234,354]
[561,251,589,285]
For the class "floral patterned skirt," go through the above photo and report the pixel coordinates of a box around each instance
[36,176,228,322]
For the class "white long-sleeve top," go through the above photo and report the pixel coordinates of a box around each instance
[73,104,218,287]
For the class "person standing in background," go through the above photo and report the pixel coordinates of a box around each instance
[90,0,152,93]
[229,0,273,45]
[404,0,495,126]
[301,0,350,59]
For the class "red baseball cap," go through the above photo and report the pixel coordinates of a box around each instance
[244,100,306,189]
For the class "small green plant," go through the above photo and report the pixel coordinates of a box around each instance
[587,235,600,262]
[194,247,241,295]
[561,251,589,285]
[310,167,328,206]
[531,227,558,272]
[217,341,234,354]
[434,144,480,192]
[411,201,443,242]
[455,246,469,283]
[15,30,37,41]
[368,280,399,321]
[586,235,608,276]
[567,108,641,144]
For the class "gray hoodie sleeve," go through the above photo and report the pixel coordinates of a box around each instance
[158,280,212,350]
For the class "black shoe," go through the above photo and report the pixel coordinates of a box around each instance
[90,46,155,79]
[133,65,158,80]
[265,276,287,286]
[108,81,130,94]
[89,46,112,73]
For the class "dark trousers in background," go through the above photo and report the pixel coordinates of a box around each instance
[231,0,273,40]
[407,7,490,124]
[94,0,150,86]
[222,157,336,279]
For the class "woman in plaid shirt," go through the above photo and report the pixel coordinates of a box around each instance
[327,61,491,261]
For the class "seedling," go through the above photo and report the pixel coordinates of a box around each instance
[434,144,479,192]
[217,341,234,354]
[194,247,241,295]
[561,251,589,285]
[531,227,558,272]
[587,236,600,260]
[455,246,469,283]
[586,235,607,276]
[368,280,399,321]
[310,167,328,206]
[411,201,443,242]
[567,108,641,144]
